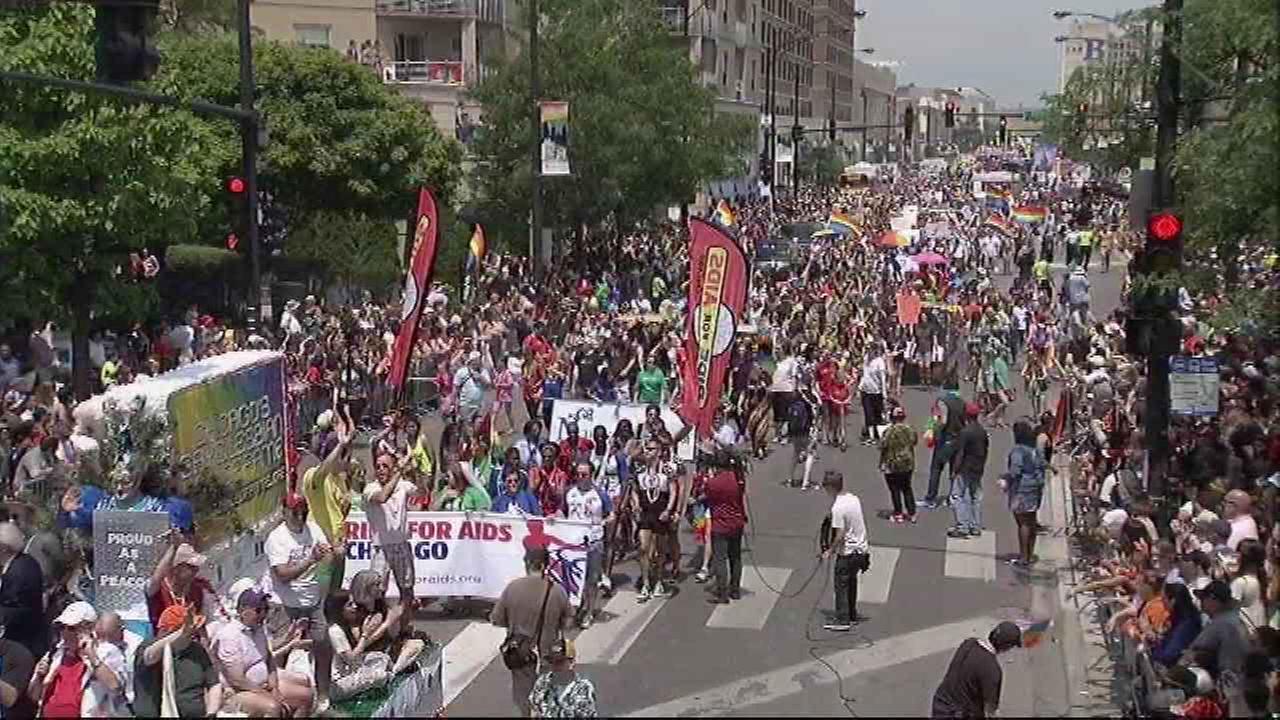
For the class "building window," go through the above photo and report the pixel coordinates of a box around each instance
[294,24,331,48]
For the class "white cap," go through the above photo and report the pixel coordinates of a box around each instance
[225,577,259,609]
[468,350,482,362]
[55,601,98,627]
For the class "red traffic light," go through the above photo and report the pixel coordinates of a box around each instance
[226,177,246,194]
[226,232,240,250]
[1148,212,1182,242]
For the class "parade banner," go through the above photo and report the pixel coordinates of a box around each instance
[343,512,599,606]
[389,189,441,392]
[94,511,170,623]
[549,399,695,461]
[539,101,571,176]
[679,218,749,439]
[169,354,287,528]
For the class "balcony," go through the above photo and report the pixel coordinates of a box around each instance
[377,0,477,18]
[383,60,465,85]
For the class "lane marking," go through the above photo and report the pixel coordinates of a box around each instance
[575,590,669,665]
[859,546,901,605]
[442,621,506,707]
[944,529,997,581]
[707,566,792,630]
[623,614,1004,717]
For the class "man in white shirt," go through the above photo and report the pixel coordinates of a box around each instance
[1224,490,1259,551]
[821,471,869,631]
[266,492,335,714]
[859,348,888,444]
[563,461,614,629]
[770,347,798,440]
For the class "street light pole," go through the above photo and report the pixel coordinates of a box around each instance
[529,0,543,274]
[237,0,261,332]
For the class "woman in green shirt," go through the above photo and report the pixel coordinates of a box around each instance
[634,351,669,404]
[432,461,492,511]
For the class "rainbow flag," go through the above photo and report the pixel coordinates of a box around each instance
[1021,618,1052,648]
[984,215,1018,238]
[716,199,736,227]
[988,187,1013,202]
[828,212,858,235]
[1012,205,1048,223]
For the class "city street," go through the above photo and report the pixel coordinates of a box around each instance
[430,258,1124,717]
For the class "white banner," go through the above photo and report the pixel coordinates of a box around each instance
[549,399,694,461]
[343,512,599,606]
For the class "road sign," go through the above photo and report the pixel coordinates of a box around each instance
[1170,355,1220,416]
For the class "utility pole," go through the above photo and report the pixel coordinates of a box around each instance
[237,0,262,332]
[529,0,543,275]
[1145,0,1182,498]
[793,55,801,193]
[768,45,778,189]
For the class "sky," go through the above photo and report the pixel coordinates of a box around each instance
[855,0,1152,107]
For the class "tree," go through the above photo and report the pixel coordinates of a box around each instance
[0,4,237,397]
[467,0,755,248]
[285,211,401,300]
[796,143,843,187]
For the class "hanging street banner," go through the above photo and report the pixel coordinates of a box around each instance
[389,188,441,392]
[539,101,571,176]
[678,218,749,439]
[343,512,599,606]
[94,511,171,623]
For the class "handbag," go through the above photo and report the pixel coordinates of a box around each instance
[500,579,553,671]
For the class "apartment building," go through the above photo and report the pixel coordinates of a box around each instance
[250,0,515,138]
[1057,18,1151,101]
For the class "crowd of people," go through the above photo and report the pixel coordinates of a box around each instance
[2,137,1277,717]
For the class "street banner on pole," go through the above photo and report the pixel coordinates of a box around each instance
[539,101,571,176]
[678,218,749,439]
[388,188,440,393]
[343,512,598,606]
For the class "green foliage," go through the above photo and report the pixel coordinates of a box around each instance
[467,0,755,245]
[166,243,242,274]
[797,143,843,186]
[285,211,401,293]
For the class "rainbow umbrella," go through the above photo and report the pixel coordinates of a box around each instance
[876,231,911,248]
[1012,205,1048,223]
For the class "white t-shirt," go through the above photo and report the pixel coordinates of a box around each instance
[771,356,798,393]
[1228,514,1259,551]
[266,520,328,608]
[859,357,886,395]
[364,479,415,546]
[564,485,608,545]
[830,493,869,556]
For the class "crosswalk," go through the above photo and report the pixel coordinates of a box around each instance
[439,534,1001,705]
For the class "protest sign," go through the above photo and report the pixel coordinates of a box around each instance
[343,512,600,606]
[549,399,695,460]
[94,510,171,622]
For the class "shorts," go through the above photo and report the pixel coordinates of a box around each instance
[372,541,416,596]
[283,604,332,649]
[1010,489,1043,514]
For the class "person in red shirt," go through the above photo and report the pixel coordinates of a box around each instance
[557,421,594,473]
[29,602,118,718]
[531,443,570,517]
[702,465,747,605]
[145,536,218,636]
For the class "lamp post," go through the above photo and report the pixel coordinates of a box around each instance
[849,47,874,162]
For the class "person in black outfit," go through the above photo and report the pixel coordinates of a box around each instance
[923,391,965,507]
[0,631,36,720]
[932,621,1022,718]
[0,522,46,661]
[948,403,990,539]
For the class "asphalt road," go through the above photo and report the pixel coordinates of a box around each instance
[428,256,1125,718]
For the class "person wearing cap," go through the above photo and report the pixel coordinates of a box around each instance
[216,587,314,716]
[145,532,217,636]
[133,604,220,717]
[878,405,919,523]
[491,547,573,718]
[303,402,357,597]
[266,490,336,714]
[528,638,598,718]
[28,601,124,718]
[947,402,989,540]
[1184,579,1251,682]
[0,522,48,662]
[453,346,493,424]
[931,621,1022,718]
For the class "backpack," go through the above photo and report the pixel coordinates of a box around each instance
[788,397,813,436]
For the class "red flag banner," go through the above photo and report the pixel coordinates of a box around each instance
[388,188,441,393]
[678,218,749,439]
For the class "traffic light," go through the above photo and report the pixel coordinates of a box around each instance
[1126,210,1184,356]
[1139,210,1184,275]
[997,115,1008,145]
[903,106,914,141]
[944,103,956,128]
[226,176,247,252]
[791,124,803,143]
[94,0,162,84]
[827,116,837,142]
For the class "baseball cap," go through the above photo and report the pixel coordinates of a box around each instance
[989,621,1023,651]
[158,604,189,633]
[237,588,271,610]
[964,401,982,418]
[173,543,206,568]
[546,637,576,661]
[282,491,309,512]
[55,601,98,627]
[1195,579,1234,605]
